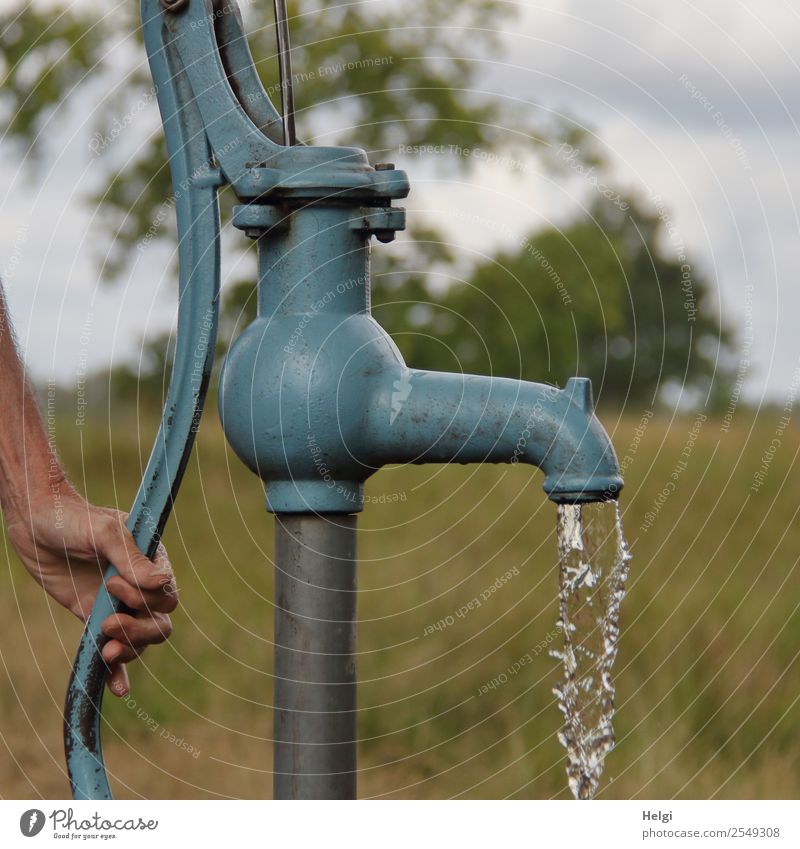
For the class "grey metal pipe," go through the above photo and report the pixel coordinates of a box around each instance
[273,514,358,799]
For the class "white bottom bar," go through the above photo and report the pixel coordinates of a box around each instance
[1,799,797,848]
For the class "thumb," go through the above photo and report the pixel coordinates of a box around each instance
[94,513,171,592]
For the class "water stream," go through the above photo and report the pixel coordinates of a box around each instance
[552,500,631,799]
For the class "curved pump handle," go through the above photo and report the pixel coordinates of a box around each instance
[63,0,292,800]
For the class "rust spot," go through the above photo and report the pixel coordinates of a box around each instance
[64,634,109,786]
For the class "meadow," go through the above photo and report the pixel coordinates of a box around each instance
[2,402,799,799]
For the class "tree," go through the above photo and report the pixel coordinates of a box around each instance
[1,1,733,405]
[373,192,731,407]
[1,0,560,272]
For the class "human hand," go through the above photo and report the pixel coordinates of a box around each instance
[4,480,177,697]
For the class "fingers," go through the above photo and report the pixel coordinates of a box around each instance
[91,514,176,699]
[100,611,173,697]
[106,574,177,614]
[93,513,174,593]
[107,663,130,698]
[101,611,173,661]
[104,642,142,666]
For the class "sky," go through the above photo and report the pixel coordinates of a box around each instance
[1,0,798,404]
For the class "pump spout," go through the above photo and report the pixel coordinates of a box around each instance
[364,370,622,504]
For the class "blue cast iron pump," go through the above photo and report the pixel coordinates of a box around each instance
[64,0,623,799]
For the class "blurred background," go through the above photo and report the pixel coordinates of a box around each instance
[1,0,799,798]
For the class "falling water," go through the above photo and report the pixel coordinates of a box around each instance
[552,500,631,800]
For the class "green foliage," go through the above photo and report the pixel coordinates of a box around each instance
[0,5,112,155]
[1,0,734,405]
[3,1,545,274]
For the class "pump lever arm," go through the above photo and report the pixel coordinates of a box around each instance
[165,0,285,181]
[63,0,225,800]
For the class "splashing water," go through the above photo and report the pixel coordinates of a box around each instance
[552,500,631,800]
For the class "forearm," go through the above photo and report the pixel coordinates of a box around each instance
[0,286,69,521]
[0,287,177,699]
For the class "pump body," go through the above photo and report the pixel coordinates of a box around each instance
[219,197,622,513]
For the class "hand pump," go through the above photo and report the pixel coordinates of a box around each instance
[64,0,623,800]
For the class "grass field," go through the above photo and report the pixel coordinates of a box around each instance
[2,402,799,799]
